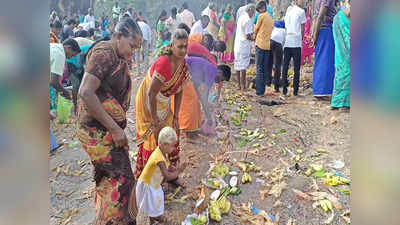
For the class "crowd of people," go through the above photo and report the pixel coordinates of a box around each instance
[152,0,350,110]
[49,0,350,224]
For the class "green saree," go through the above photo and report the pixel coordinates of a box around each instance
[331,10,351,108]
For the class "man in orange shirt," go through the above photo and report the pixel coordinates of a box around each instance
[254,1,274,97]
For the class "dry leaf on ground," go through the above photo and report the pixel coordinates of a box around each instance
[59,209,79,225]
[268,182,287,198]
[309,191,328,200]
[273,200,282,208]
[260,188,270,200]
[341,209,350,224]
[325,194,342,210]
[311,179,319,191]
[286,218,296,225]
[292,188,311,200]
[55,190,75,198]
[324,211,335,224]
[232,203,276,225]
[78,160,87,167]
[71,170,85,176]
[330,116,337,124]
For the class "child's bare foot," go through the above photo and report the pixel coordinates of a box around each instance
[176,178,185,188]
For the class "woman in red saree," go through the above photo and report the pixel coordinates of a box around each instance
[134,29,190,180]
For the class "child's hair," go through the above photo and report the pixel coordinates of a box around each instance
[177,23,191,35]
[158,127,177,144]
[203,33,214,51]
[256,1,267,12]
[217,64,232,81]
[163,31,172,41]
[88,28,95,37]
[75,29,89,37]
[214,41,227,53]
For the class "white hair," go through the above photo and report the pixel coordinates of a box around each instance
[172,29,188,43]
[246,3,256,13]
[158,126,178,144]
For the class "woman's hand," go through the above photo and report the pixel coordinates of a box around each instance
[148,76,164,140]
[152,120,163,143]
[110,126,129,150]
[173,116,180,135]
[206,118,213,126]
[311,34,317,48]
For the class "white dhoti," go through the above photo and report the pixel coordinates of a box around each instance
[136,180,164,219]
[234,13,253,71]
[234,46,251,71]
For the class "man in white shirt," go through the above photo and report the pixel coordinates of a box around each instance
[282,0,306,96]
[234,4,256,91]
[190,15,210,35]
[179,2,195,28]
[112,1,121,20]
[166,7,181,34]
[50,10,59,24]
[236,0,254,21]
[50,39,81,104]
[136,20,152,72]
[84,8,96,30]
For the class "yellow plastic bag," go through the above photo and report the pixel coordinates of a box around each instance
[57,95,73,124]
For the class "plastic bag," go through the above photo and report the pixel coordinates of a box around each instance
[57,95,73,124]
[208,93,217,103]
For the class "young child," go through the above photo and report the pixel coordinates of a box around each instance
[136,126,186,224]
[162,31,171,47]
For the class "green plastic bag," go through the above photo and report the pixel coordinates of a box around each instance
[57,95,73,124]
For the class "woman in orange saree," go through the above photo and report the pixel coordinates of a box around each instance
[134,29,190,180]
[170,36,219,139]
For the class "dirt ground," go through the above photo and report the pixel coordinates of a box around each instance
[50,64,350,225]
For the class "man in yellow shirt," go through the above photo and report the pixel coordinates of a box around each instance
[254,1,274,97]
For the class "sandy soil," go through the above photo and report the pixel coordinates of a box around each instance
[50,64,350,225]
